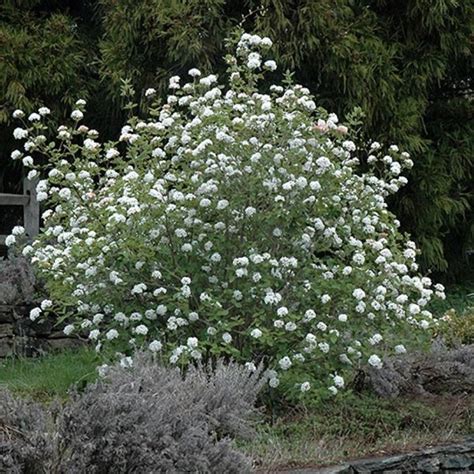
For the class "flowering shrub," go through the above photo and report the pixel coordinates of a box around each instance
[8,32,445,400]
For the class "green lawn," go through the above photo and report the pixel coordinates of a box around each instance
[0,347,98,401]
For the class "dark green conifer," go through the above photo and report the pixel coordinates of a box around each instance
[1,0,472,278]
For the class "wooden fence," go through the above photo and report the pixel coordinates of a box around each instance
[0,178,39,245]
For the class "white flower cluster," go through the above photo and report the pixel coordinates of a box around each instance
[10,33,444,400]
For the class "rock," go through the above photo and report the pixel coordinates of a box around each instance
[351,441,474,473]
[49,330,69,339]
[280,440,474,473]
[415,455,440,472]
[277,466,351,474]
[351,453,413,473]
[365,344,474,398]
[0,339,13,358]
[0,257,37,304]
[17,317,54,337]
[45,338,84,351]
[0,304,85,358]
[0,324,14,338]
[324,467,352,474]
[0,259,85,358]
[0,283,18,304]
[0,307,13,323]
[440,454,473,469]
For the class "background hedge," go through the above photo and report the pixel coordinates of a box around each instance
[1,0,472,281]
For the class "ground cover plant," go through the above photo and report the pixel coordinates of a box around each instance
[6,32,447,402]
[365,343,474,398]
[430,283,474,346]
[243,393,473,471]
[441,306,474,346]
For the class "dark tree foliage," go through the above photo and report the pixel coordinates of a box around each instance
[0,0,472,280]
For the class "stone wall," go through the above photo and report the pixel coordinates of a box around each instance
[0,256,83,358]
[285,439,474,473]
[0,304,83,358]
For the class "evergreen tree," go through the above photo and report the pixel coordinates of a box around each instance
[0,0,98,191]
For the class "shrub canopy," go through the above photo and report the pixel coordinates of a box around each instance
[9,33,445,400]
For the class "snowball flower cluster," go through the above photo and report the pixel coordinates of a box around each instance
[9,32,444,401]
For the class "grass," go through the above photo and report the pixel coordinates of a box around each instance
[243,393,474,471]
[0,347,98,401]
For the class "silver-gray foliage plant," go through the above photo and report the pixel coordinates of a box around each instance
[0,356,264,473]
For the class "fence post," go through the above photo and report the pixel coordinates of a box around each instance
[23,177,39,239]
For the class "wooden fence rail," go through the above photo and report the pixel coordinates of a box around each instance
[0,178,39,245]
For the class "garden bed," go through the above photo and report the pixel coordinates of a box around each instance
[1,348,472,471]
[246,394,473,472]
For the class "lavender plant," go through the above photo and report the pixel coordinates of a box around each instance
[0,390,60,473]
[365,343,474,398]
[60,354,262,473]
[0,356,262,473]
[7,32,445,400]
